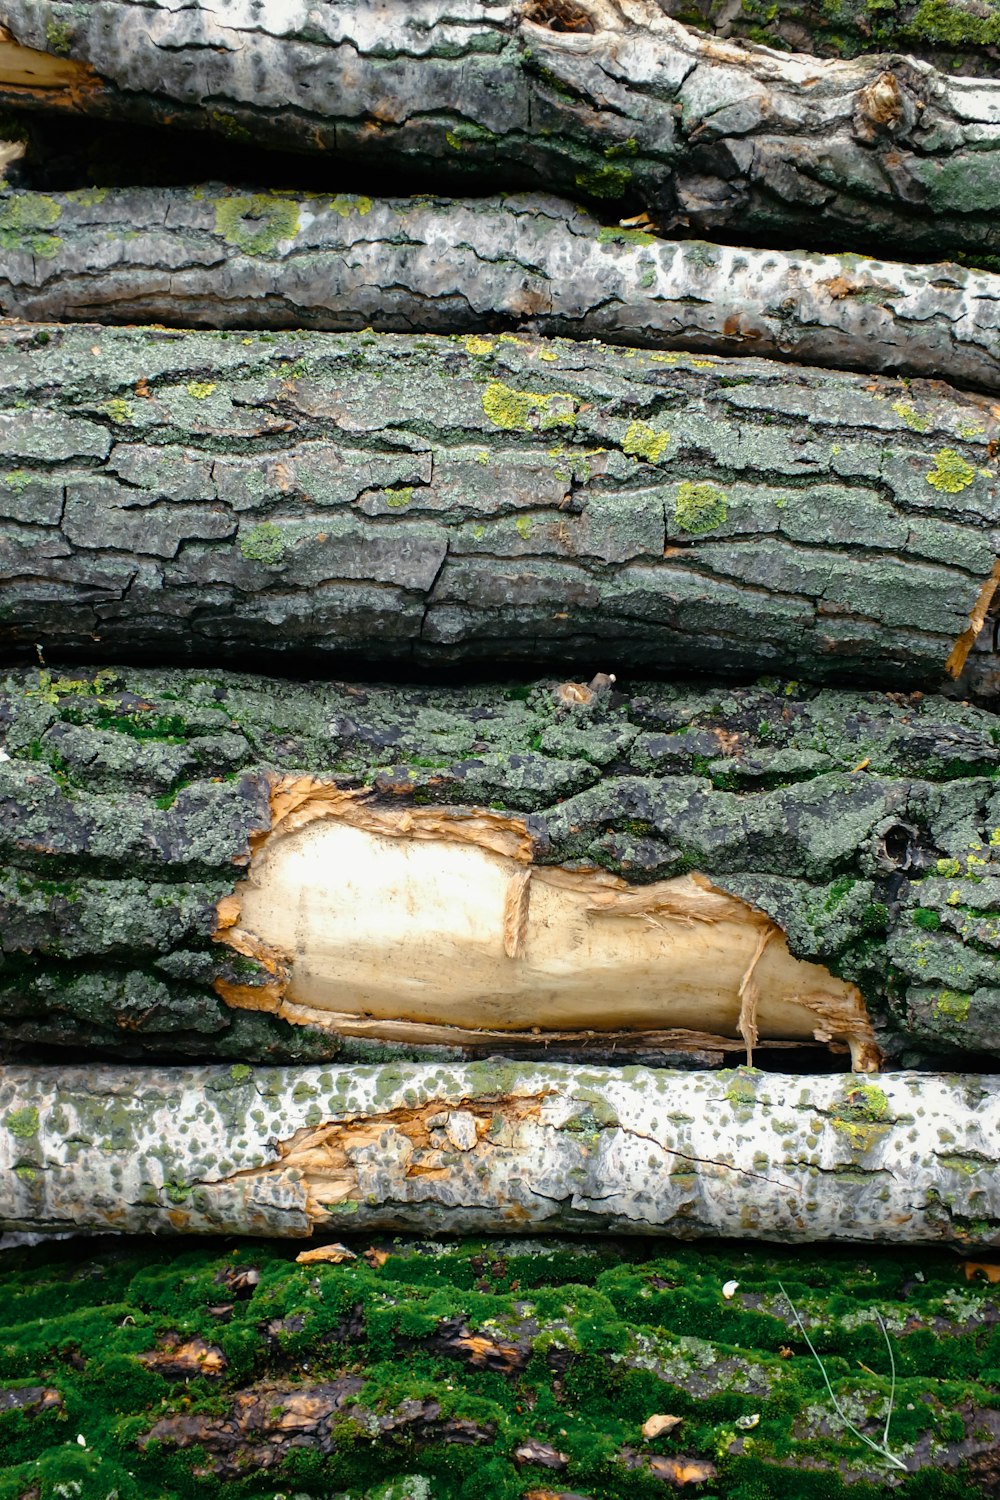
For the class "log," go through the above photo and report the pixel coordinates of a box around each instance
[3,186,1000,394]
[1,322,998,690]
[3,1060,1000,1243]
[3,1235,998,1495]
[2,1,1000,263]
[663,0,1000,78]
[3,665,1000,1068]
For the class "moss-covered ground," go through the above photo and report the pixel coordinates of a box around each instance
[0,1235,998,1499]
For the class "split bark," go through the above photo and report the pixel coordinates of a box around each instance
[0,322,998,690]
[3,187,1000,394]
[2,1060,998,1243]
[3,665,1000,1067]
[1,1,1000,262]
[6,1237,999,1493]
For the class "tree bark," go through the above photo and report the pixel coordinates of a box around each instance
[3,1059,1000,1243]
[2,1,1000,263]
[662,0,1000,78]
[3,186,1000,394]
[3,1235,999,1495]
[1,321,998,690]
[2,665,1000,1067]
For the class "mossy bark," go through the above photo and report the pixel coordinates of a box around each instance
[3,187,1000,394]
[3,1059,1000,1243]
[663,0,1000,78]
[0,322,998,689]
[2,1,1000,263]
[2,1235,999,1497]
[2,665,1000,1067]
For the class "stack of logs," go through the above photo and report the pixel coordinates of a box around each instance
[2,0,1000,1492]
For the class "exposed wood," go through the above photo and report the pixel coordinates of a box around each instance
[2,1060,999,1243]
[1,2,1000,262]
[3,186,1000,393]
[4,1236,999,1495]
[0,322,997,690]
[2,665,1000,1067]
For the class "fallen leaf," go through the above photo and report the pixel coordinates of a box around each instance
[722,1279,740,1299]
[642,1413,683,1439]
[964,1260,1000,1284]
[295,1243,357,1265]
[363,1246,389,1268]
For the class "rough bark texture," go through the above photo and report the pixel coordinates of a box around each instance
[2,666,1000,1066]
[3,1,1000,263]
[3,1060,1000,1243]
[1,322,998,689]
[2,1235,999,1497]
[663,0,1000,77]
[4,187,1000,394]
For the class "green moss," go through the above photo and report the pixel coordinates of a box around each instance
[239,522,287,566]
[214,193,300,255]
[912,907,942,930]
[514,515,533,539]
[481,381,576,432]
[574,163,632,198]
[926,448,976,493]
[622,420,670,462]
[3,471,31,494]
[0,193,62,258]
[674,480,728,534]
[186,381,216,400]
[597,225,656,246]
[230,1064,252,1083]
[907,0,1000,45]
[6,1107,39,1139]
[44,18,74,53]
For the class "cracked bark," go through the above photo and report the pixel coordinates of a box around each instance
[3,187,1000,393]
[0,322,998,691]
[2,1,1000,262]
[2,1060,999,1242]
[3,666,1000,1067]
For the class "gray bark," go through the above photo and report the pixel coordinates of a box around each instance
[1,1,1000,262]
[3,187,1000,393]
[0,321,998,690]
[2,1060,998,1244]
[2,664,1000,1067]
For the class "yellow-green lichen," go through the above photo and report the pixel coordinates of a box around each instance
[514,515,533,539]
[385,487,413,509]
[65,187,108,207]
[45,18,74,53]
[622,421,670,463]
[3,471,31,494]
[329,194,372,218]
[934,990,971,1022]
[186,381,216,400]
[214,194,300,255]
[6,1106,39,1138]
[481,381,576,432]
[0,193,62,258]
[103,398,133,424]
[925,448,975,493]
[674,481,728,534]
[892,401,931,433]
[240,522,287,565]
[464,336,495,357]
